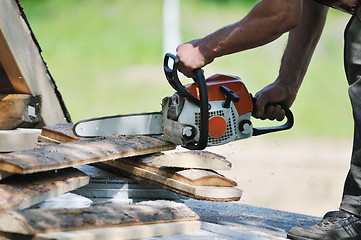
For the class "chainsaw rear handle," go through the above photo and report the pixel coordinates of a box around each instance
[251,97,294,136]
[163,53,209,150]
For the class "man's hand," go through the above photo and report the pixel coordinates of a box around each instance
[176,40,214,78]
[253,79,296,121]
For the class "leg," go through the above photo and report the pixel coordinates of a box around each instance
[288,14,361,240]
[340,13,361,217]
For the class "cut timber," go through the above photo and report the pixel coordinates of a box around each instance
[0,136,175,174]
[0,201,199,235]
[0,94,41,130]
[34,221,200,240]
[0,129,41,152]
[40,124,78,143]
[95,157,242,202]
[0,168,89,210]
[0,0,70,125]
[130,154,237,187]
[152,150,232,170]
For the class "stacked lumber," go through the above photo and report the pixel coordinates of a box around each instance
[0,122,240,237]
[0,201,200,240]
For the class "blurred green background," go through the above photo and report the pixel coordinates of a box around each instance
[19,0,352,139]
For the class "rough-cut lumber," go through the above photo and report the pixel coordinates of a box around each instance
[0,136,175,174]
[0,168,89,210]
[0,94,41,130]
[0,129,41,152]
[0,63,14,93]
[0,0,70,125]
[40,124,78,143]
[0,201,199,235]
[33,221,201,240]
[151,150,232,170]
[129,154,237,187]
[95,157,242,202]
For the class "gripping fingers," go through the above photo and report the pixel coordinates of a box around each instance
[265,104,285,121]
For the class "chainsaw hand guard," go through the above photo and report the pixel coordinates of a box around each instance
[163,53,209,150]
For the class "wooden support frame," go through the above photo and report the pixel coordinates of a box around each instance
[0,0,70,126]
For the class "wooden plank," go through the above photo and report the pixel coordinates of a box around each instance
[0,201,199,235]
[33,221,201,240]
[151,150,232,170]
[0,168,89,211]
[130,154,237,187]
[0,136,175,174]
[40,124,78,143]
[0,94,41,130]
[95,158,242,202]
[0,129,41,152]
[0,0,69,125]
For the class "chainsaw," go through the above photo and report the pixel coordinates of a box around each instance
[73,53,294,150]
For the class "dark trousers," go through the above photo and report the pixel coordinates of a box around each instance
[340,13,361,216]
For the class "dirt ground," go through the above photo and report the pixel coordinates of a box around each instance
[176,136,353,217]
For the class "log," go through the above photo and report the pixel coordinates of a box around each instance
[151,150,232,170]
[0,94,41,130]
[0,201,199,235]
[0,168,89,210]
[0,135,175,174]
[0,129,41,152]
[95,156,242,202]
[40,124,78,143]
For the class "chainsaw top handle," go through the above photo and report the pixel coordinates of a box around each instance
[251,96,294,136]
[164,53,209,150]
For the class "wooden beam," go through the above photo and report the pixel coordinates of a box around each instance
[0,201,199,235]
[151,151,232,170]
[0,136,175,174]
[0,94,41,130]
[0,168,89,211]
[0,0,69,125]
[0,128,41,152]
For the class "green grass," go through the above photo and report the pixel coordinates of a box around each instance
[19,0,353,138]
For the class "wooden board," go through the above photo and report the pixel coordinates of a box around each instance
[95,157,242,202]
[151,150,232,170]
[0,94,41,130]
[0,0,69,125]
[33,221,200,240]
[0,201,199,235]
[0,129,41,152]
[0,170,12,180]
[130,154,237,187]
[0,136,175,174]
[0,168,89,210]
[40,124,78,143]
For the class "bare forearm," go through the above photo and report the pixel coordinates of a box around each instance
[277,0,328,93]
[198,0,302,61]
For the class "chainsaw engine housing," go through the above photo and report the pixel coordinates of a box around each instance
[162,74,253,147]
